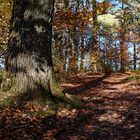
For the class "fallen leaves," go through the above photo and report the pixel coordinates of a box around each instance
[1,72,140,139]
[98,111,125,124]
[57,108,77,119]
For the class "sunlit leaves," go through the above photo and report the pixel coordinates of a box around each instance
[97,14,120,27]
[0,0,12,51]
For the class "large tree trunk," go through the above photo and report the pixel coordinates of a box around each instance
[6,0,57,97]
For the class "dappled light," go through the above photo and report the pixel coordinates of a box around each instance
[1,0,140,139]
[1,72,140,139]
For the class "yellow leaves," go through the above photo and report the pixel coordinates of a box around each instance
[97,14,120,27]
[54,0,114,33]
[0,0,12,50]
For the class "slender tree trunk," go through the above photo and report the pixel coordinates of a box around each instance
[120,1,126,72]
[81,33,85,71]
[6,0,59,98]
[120,39,125,72]
[92,0,98,72]
[133,43,136,70]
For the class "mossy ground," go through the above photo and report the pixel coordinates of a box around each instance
[0,88,83,118]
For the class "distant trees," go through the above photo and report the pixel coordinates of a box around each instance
[0,0,140,82]
[54,0,139,73]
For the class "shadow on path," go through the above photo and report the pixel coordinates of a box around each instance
[63,73,110,94]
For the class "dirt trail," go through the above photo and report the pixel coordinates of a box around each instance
[60,72,140,139]
[1,72,140,140]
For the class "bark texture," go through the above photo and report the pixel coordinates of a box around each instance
[6,0,55,95]
[133,43,136,70]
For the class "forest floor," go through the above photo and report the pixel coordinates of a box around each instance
[1,72,140,140]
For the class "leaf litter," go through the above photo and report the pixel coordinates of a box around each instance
[1,72,140,139]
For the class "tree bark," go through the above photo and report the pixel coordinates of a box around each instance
[6,0,57,97]
[92,0,99,72]
[133,43,136,70]
[120,34,126,72]
[120,1,126,73]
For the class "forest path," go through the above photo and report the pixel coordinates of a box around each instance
[59,72,140,139]
[1,72,140,140]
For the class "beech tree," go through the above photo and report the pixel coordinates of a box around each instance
[6,0,61,100]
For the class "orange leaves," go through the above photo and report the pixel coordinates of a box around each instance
[98,1,112,14]
[0,0,12,50]
[53,0,114,35]
[54,7,92,31]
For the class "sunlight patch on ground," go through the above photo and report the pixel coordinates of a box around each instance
[98,110,125,124]
[61,83,81,88]
[57,108,77,119]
